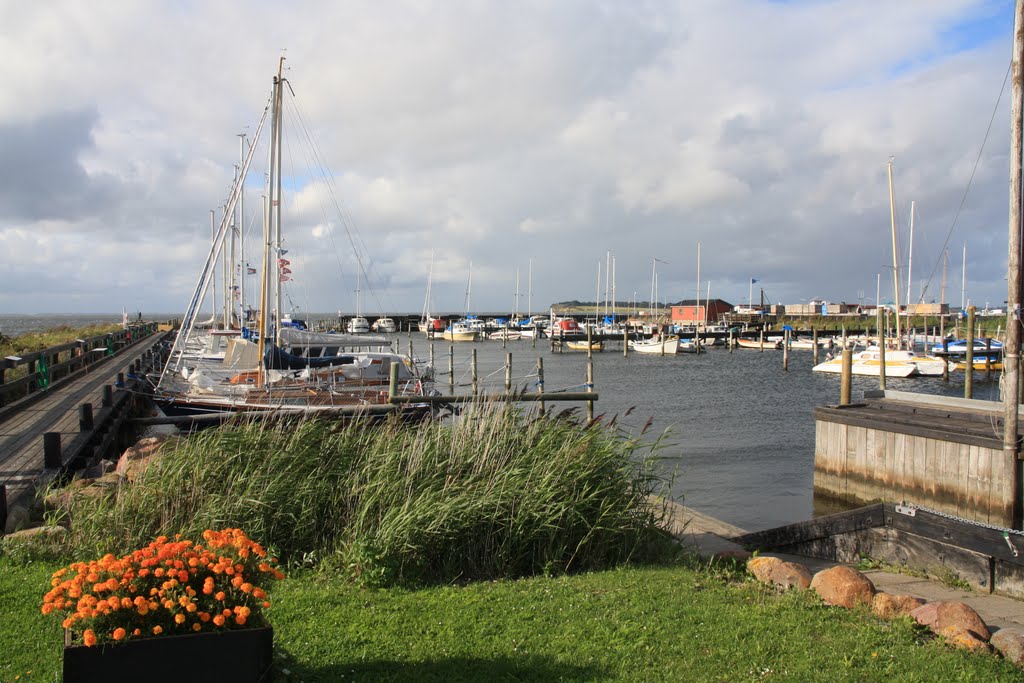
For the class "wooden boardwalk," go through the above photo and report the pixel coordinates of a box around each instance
[0,333,167,526]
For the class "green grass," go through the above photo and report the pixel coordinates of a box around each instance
[51,404,675,586]
[3,558,1020,682]
[0,324,122,358]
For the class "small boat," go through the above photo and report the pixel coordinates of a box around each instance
[812,348,918,377]
[677,339,699,354]
[488,329,523,341]
[347,316,370,334]
[551,318,586,339]
[787,337,831,350]
[736,337,781,350]
[443,320,479,342]
[371,317,397,333]
[564,339,603,352]
[931,338,1003,357]
[629,335,680,354]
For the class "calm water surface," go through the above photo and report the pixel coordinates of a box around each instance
[2,315,1001,532]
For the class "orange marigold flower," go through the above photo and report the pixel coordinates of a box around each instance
[186,603,197,613]
[222,609,232,618]
[240,583,253,594]
[192,623,202,632]
[199,612,211,622]
[213,614,226,626]
[152,625,163,635]
[214,591,226,601]
[112,628,126,641]
[178,596,190,608]
[121,597,133,608]
[252,588,266,600]
[235,614,247,626]
[133,628,141,636]
[83,630,97,647]
[177,570,189,583]
[41,603,55,615]
[174,613,186,625]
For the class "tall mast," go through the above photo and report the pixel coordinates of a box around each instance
[941,249,948,306]
[962,242,967,310]
[257,58,285,379]
[906,200,915,306]
[514,267,520,318]
[528,257,533,318]
[696,241,702,328]
[209,210,217,324]
[274,57,285,346]
[887,158,902,348]
[238,133,247,327]
[595,260,601,325]
[611,255,616,322]
[650,258,656,319]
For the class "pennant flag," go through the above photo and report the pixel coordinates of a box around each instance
[279,249,289,256]
[280,267,292,275]
[751,278,759,284]
[247,267,257,274]
[280,275,292,282]
[278,258,291,266]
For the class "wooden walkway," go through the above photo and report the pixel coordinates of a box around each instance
[0,333,167,524]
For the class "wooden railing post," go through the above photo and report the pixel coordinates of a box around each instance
[43,432,62,469]
[79,403,94,431]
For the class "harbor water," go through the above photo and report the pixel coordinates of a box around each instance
[1,314,1002,532]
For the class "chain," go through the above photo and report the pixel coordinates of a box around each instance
[897,500,1024,537]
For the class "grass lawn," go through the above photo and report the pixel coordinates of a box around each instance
[3,559,1020,682]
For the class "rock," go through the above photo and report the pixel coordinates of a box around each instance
[3,504,30,534]
[939,625,991,654]
[810,566,876,608]
[935,602,991,641]
[81,460,117,479]
[991,629,1024,666]
[3,525,67,541]
[768,561,813,591]
[910,602,941,630]
[747,556,784,584]
[116,435,172,482]
[872,593,926,620]
[91,471,123,489]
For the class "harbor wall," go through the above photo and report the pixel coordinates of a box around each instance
[813,392,1021,529]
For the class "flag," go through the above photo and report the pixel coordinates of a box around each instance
[247,267,257,274]
[751,278,759,284]
[278,258,290,266]
[279,249,288,256]
[280,275,291,282]
[280,267,292,275]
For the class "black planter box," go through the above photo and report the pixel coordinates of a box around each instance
[63,625,273,682]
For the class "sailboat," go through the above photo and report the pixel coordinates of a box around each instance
[444,263,480,341]
[155,60,430,420]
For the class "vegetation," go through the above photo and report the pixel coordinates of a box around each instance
[3,558,1020,682]
[0,323,122,359]
[50,403,675,587]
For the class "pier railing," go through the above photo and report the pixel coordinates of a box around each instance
[0,323,162,411]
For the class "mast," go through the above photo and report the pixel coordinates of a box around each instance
[237,133,247,327]
[907,200,915,306]
[650,258,656,319]
[527,257,533,318]
[1004,0,1023,531]
[274,58,285,346]
[209,210,217,324]
[962,242,967,310]
[888,158,902,348]
[611,255,616,323]
[257,58,285,379]
[514,267,520,319]
[942,249,948,306]
[696,241,702,328]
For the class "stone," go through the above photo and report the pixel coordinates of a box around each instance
[91,471,123,489]
[910,602,941,630]
[991,629,1024,666]
[872,593,926,620]
[939,625,991,654]
[3,525,67,541]
[116,435,172,483]
[810,566,876,608]
[935,602,991,642]
[768,561,813,591]
[3,504,30,535]
[747,556,784,584]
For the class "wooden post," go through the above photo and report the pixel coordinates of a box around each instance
[408,339,413,359]
[388,362,399,401]
[965,306,975,399]
[587,325,593,359]
[79,403,94,431]
[783,329,790,371]
[586,360,594,423]
[623,328,628,357]
[986,337,993,375]
[429,343,435,373]
[759,329,765,352]
[1006,1,1023,528]
[728,329,734,353]
[472,348,478,395]
[43,432,61,469]
[505,352,512,392]
[842,326,848,350]
[103,385,113,407]
[116,372,125,387]
[537,357,546,417]
[812,328,819,365]
[448,346,454,395]
[941,317,949,381]
[840,348,853,405]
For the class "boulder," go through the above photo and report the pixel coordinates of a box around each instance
[810,566,876,608]
[935,602,990,642]
[991,629,1024,666]
[910,602,941,630]
[872,593,926,620]
[768,561,813,591]
[747,556,784,584]
[3,525,67,541]
[116,435,172,482]
[939,625,991,654]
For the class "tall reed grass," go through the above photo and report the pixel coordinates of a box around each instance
[51,403,675,586]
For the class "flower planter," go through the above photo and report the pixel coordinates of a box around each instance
[63,625,273,683]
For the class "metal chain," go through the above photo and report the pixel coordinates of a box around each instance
[898,500,1024,537]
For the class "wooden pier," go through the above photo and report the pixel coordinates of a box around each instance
[813,390,1024,531]
[0,327,168,532]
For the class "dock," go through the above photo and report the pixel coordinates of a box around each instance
[0,327,168,531]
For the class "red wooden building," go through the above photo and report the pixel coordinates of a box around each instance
[670,299,733,326]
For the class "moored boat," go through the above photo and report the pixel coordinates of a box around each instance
[629,335,680,354]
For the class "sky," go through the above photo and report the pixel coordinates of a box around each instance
[0,0,1018,317]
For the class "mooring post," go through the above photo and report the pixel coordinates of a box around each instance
[587,325,593,359]
[505,352,512,392]
[586,360,594,423]
[840,348,853,405]
[623,328,628,357]
[103,384,113,407]
[842,326,847,349]
[502,328,507,349]
[941,316,949,381]
[472,348,478,395]
[812,328,819,365]
[783,329,790,371]
[986,338,993,375]
[448,346,454,395]
[537,357,546,417]
[429,343,435,373]
[965,306,976,399]
[728,329,734,353]
[388,362,399,401]
[79,403,94,431]
[759,329,765,352]
[116,372,125,388]
[408,339,413,360]
[43,432,61,469]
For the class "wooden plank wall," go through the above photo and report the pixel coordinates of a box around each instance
[814,418,1015,529]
